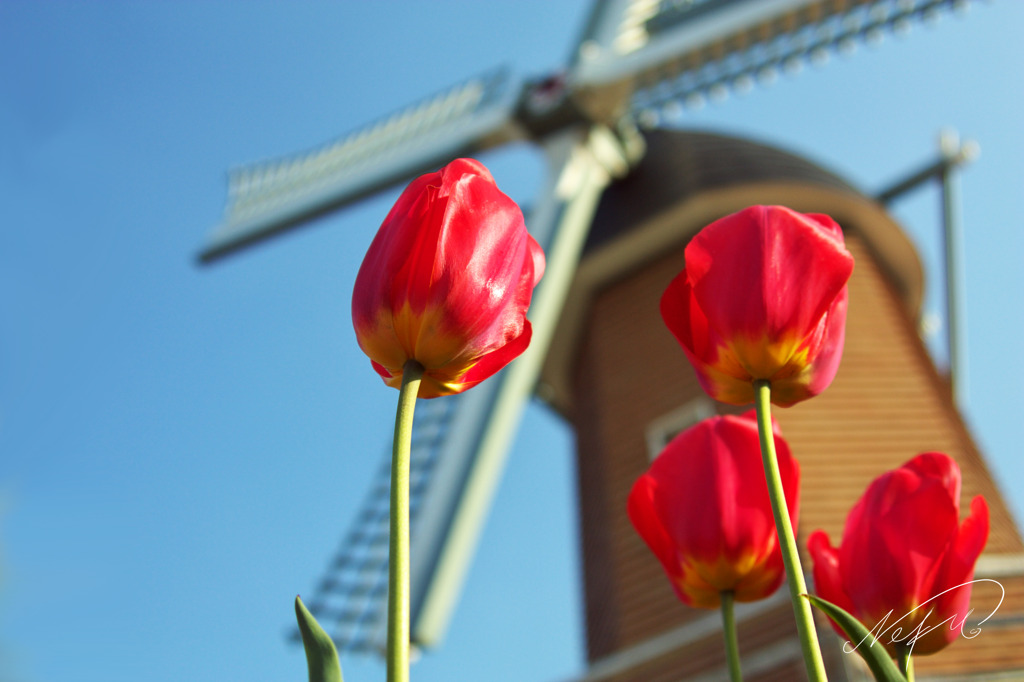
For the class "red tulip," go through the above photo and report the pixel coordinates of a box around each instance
[352,158,545,398]
[628,412,800,609]
[660,205,854,407]
[808,453,990,656]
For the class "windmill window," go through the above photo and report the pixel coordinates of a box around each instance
[645,397,715,459]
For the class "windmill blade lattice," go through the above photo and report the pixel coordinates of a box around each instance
[299,394,461,653]
[569,0,972,124]
[631,0,972,124]
[200,67,523,262]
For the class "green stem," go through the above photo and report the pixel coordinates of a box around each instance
[897,647,914,682]
[753,380,828,682]
[387,360,424,682]
[721,591,744,682]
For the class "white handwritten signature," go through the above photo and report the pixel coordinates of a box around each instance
[843,579,1005,657]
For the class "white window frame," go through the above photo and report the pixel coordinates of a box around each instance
[644,397,716,460]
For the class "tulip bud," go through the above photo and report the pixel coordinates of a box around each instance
[628,412,800,609]
[660,205,854,407]
[352,159,545,398]
[808,452,990,656]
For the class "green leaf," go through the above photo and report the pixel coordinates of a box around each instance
[804,594,905,682]
[295,596,344,682]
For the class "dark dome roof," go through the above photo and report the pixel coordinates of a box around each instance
[585,128,860,253]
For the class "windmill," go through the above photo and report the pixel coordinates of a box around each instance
[199,1,1024,678]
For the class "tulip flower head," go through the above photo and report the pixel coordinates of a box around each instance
[352,159,545,398]
[808,452,990,656]
[628,411,800,609]
[660,205,854,407]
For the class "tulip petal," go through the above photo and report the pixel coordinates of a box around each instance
[627,474,690,604]
[882,481,957,603]
[651,417,758,568]
[945,496,991,583]
[911,496,990,655]
[448,322,532,394]
[904,451,962,507]
[660,272,756,404]
[432,174,528,337]
[686,207,853,373]
[660,269,713,364]
[808,531,856,621]
[772,288,848,406]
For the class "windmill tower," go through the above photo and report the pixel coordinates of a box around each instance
[543,127,1024,680]
[198,0,1024,679]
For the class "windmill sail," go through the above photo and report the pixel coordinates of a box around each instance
[199,68,523,262]
[569,0,970,123]
[298,394,463,652]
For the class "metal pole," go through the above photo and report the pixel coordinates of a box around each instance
[938,130,978,406]
[874,130,977,407]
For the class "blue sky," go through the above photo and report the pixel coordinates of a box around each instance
[1,2,1022,681]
